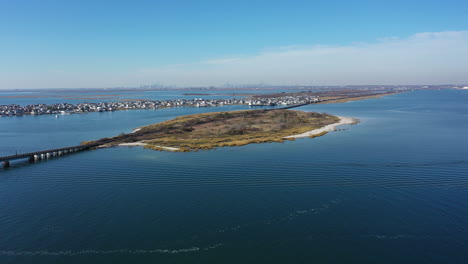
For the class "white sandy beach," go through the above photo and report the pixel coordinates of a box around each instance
[118,142,147,147]
[118,142,180,151]
[284,116,357,139]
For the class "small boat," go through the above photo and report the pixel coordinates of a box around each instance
[55,115,59,118]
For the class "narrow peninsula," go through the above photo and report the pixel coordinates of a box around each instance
[85,109,357,152]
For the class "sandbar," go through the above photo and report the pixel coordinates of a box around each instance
[284,117,357,139]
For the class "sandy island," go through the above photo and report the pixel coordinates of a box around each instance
[87,109,357,152]
[116,116,357,151]
[284,117,357,139]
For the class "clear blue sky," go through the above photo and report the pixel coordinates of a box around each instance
[1,0,468,88]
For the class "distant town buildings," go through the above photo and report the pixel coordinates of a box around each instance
[0,95,319,117]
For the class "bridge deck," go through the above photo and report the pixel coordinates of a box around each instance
[0,144,97,162]
[1,103,314,164]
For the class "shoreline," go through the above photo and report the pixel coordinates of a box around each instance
[284,116,358,139]
[117,142,180,151]
[315,92,399,104]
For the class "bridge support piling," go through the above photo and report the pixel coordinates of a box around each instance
[2,161,10,168]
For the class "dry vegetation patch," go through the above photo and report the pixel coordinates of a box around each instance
[87,109,339,152]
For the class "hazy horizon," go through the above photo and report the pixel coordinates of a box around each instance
[1,1,467,89]
[0,82,466,92]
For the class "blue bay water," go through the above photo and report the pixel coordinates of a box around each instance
[0,90,467,263]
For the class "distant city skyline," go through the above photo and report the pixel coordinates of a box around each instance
[1,0,468,89]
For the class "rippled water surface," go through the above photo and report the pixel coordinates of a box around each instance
[1,90,467,263]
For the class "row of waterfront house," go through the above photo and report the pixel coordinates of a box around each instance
[0,95,319,117]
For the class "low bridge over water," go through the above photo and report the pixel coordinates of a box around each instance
[0,143,99,168]
[1,103,318,169]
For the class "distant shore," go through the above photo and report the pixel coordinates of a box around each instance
[1,90,403,118]
[315,92,398,104]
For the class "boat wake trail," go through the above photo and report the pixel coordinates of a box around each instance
[0,244,222,256]
[217,198,342,233]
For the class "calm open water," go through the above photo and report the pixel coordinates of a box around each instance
[0,90,467,263]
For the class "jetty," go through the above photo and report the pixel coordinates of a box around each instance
[0,143,98,168]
